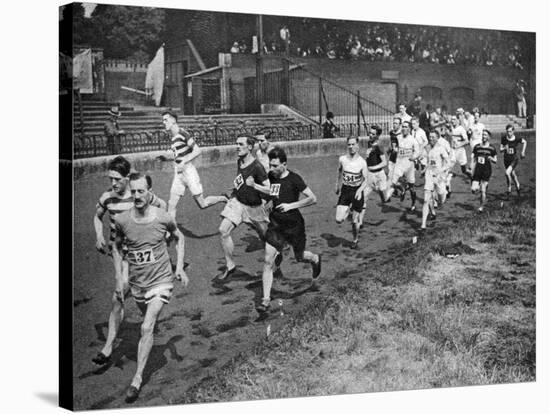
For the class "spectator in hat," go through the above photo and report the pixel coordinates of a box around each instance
[514,79,527,118]
[104,106,125,155]
[322,111,339,138]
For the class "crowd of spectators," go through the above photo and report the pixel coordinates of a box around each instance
[231,20,528,69]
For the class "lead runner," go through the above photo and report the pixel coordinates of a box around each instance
[111,172,187,403]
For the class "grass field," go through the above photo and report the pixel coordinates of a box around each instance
[181,196,535,403]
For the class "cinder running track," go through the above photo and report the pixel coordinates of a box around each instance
[73,137,536,409]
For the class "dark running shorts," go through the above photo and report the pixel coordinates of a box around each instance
[472,167,492,183]
[265,217,306,260]
[503,155,519,170]
[337,185,364,213]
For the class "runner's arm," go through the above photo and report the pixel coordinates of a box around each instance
[356,163,369,198]
[112,224,125,280]
[521,139,527,158]
[93,205,107,253]
[246,177,271,194]
[277,187,317,212]
[335,158,343,194]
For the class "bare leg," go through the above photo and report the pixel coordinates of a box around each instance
[421,190,432,229]
[131,298,164,390]
[262,243,278,303]
[167,193,181,222]
[194,194,228,209]
[219,218,237,275]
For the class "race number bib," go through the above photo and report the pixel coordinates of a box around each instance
[129,248,156,265]
[233,174,244,190]
[398,148,411,157]
[342,171,362,185]
[270,184,281,197]
[477,156,486,165]
[507,147,515,155]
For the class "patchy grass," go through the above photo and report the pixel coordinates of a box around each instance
[179,200,535,404]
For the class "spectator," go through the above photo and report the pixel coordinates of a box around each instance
[419,104,432,135]
[230,42,240,54]
[322,111,339,138]
[515,79,527,118]
[395,103,412,123]
[104,106,125,155]
[407,94,423,118]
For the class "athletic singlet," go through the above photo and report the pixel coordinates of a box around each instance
[366,144,383,168]
[114,207,176,289]
[413,128,428,152]
[396,135,418,163]
[171,129,195,170]
[501,135,524,158]
[451,125,468,149]
[469,122,485,147]
[426,144,449,173]
[473,143,497,173]
[339,154,367,187]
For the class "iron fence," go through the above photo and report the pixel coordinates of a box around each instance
[73,123,372,159]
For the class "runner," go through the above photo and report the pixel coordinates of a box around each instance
[471,130,498,212]
[468,110,486,160]
[109,172,187,403]
[449,114,472,179]
[254,146,322,313]
[162,111,228,221]
[218,135,271,279]
[500,124,527,196]
[92,157,166,367]
[437,124,455,200]
[412,116,428,171]
[385,121,420,212]
[335,136,368,249]
[420,130,449,230]
[388,117,402,186]
[358,125,388,227]
[254,129,273,173]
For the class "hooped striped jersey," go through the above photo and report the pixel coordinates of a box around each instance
[171,129,195,168]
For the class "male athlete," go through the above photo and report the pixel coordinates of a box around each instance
[253,146,322,313]
[388,117,402,184]
[471,130,498,212]
[358,125,388,226]
[163,111,227,221]
[112,172,187,403]
[450,115,472,179]
[468,111,485,160]
[395,103,412,124]
[386,121,420,211]
[254,129,273,173]
[218,135,271,279]
[412,116,428,170]
[420,130,449,230]
[500,124,527,196]
[92,157,166,367]
[335,136,368,248]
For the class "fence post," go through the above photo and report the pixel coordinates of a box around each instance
[318,78,323,125]
[357,90,361,137]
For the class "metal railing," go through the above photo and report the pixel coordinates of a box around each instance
[73,123,370,159]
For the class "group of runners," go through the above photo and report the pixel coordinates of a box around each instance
[89,109,526,403]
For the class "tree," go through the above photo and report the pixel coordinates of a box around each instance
[86,4,166,61]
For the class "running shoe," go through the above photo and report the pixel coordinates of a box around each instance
[219,266,236,280]
[311,255,322,279]
[428,212,436,221]
[256,297,271,313]
[351,240,358,249]
[125,385,140,403]
[478,206,484,213]
[409,205,416,212]
[92,352,111,366]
